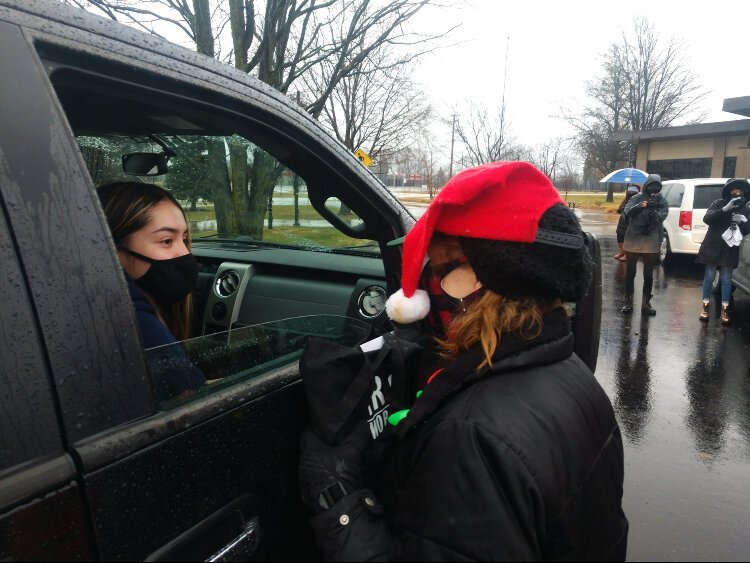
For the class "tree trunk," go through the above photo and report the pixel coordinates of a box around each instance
[229,137,253,235]
[207,139,232,234]
[606,183,614,203]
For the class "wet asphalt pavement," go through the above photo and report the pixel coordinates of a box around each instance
[580,211,750,561]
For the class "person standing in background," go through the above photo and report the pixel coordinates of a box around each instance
[621,174,668,315]
[614,184,641,261]
[696,178,750,324]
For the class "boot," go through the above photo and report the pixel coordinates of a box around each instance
[699,300,710,321]
[720,304,730,325]
[613,243,626,261]
[642,294,656,316]
[621,295,633,314]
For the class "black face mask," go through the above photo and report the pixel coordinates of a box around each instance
[123,248,199,306]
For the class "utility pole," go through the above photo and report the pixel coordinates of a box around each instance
[449,114,456,178]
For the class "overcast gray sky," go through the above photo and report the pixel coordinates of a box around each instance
[413,0,750,146]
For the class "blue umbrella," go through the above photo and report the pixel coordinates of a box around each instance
[599,167,648,184]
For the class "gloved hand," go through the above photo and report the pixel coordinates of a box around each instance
[732,213,748,224]
[723,197,744,212]
[298,424,369,513]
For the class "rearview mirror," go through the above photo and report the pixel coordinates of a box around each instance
[122,152,169,176]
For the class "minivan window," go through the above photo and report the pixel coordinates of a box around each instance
[664,183,685,207]
[692,185,724,209]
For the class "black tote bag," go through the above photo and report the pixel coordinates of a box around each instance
[300,331,423,446]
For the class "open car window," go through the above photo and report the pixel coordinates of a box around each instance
[146,315,373,408]
[75,133,379,254]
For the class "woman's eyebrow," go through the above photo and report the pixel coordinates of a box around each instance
[151,226,188,236]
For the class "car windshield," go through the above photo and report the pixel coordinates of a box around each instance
[77,134,380,255]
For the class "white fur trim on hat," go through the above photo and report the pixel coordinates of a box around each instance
[385,288,431,324]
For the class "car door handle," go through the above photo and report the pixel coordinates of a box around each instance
[206,517,260,562]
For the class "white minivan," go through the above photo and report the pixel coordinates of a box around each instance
[659,178,729,263]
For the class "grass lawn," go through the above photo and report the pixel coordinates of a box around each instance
[560,193,624,213]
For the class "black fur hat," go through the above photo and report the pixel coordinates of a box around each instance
[722,178,750,201]
[460,204,593,302]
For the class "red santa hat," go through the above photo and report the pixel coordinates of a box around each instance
[385,161,569,324]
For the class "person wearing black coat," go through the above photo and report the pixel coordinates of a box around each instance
[297,162,628,561]
[614,184,640,261]
[696,178,750,324]
[621,174,669,315]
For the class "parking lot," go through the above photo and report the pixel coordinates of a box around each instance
[580,212,750,561]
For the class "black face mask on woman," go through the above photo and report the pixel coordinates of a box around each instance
[123,248,199,305]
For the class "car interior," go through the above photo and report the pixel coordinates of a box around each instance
[48,64,403,407]
[45,56,602,411]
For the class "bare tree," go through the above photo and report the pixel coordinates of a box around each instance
[563,16,708,201]
[68,0,455,237]
[309,44,432,162]
[453,100,520,166]
[527,137,573,183]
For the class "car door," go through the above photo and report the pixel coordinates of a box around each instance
[0,7,409,561]
[735,238,750,295]
[0,191,94,562]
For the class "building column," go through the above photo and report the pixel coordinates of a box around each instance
[635,141,649,170]
[711,137,727,177]
[736,146,750,178]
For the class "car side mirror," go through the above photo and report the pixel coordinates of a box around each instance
[122,152,170,176]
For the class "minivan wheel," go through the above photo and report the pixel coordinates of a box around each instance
[659,232,671,264]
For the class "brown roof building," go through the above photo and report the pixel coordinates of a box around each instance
[614,96,750,180]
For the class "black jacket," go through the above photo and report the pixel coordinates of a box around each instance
[696,199,750,268]
[127,275,205,401]
[309,310,628,561]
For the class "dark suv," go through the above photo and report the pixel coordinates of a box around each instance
[733,240,750,296]
[0,1,601,560]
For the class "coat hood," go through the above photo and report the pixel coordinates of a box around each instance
[722,178,750,201]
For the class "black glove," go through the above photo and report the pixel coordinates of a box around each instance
[298,424,369,513]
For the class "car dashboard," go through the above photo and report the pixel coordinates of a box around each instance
[191,241,390,337]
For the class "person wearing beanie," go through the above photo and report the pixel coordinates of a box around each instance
[614,184,641,261]
[297,161,628,561]
[621,173,668,315]
[696,178,750,324]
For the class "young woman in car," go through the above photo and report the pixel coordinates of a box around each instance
[297,161,628,561]
[96,181,205,398]
[696,178,750,324]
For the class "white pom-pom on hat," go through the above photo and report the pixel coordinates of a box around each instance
[385,288,431,324]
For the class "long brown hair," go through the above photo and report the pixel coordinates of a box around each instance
[96,181,193,340]
[438,291,562,370]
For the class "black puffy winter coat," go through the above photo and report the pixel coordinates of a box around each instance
[696,199,750,268]
[308,309,628,561]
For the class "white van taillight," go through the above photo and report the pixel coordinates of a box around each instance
[679,211,693,230]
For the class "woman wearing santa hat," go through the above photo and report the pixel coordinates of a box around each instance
[297,161,628,561]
